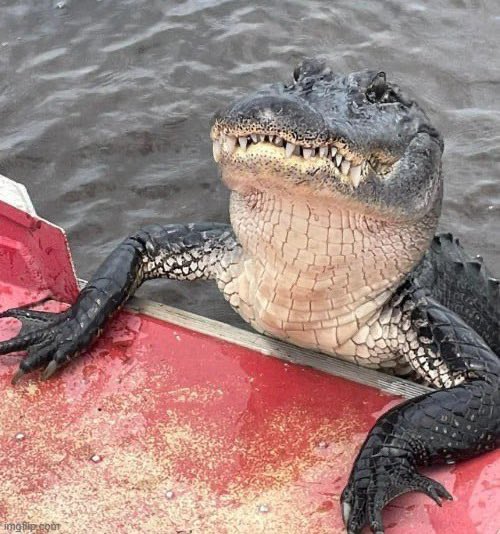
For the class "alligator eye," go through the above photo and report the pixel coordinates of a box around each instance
[366,72,400,104]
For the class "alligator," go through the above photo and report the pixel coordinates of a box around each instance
[0,59,499,533]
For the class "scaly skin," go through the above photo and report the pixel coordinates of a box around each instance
[1,60,498,533]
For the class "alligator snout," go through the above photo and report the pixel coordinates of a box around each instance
[214,93,330,145]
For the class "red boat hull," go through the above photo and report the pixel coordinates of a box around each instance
[0,180,498,533]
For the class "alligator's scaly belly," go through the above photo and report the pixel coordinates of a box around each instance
[218,257,415,372]
[221,257,391,353]
[214,192,432,368]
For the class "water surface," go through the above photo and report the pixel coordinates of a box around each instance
[0,0,498,324]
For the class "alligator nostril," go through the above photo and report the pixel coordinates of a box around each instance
[366,73,388,103]
[293,65,301,82]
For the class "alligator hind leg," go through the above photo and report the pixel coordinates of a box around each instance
[341,283,499,533]
[0,223,241,382]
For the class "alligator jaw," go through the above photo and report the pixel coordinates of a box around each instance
[211,130,368,189]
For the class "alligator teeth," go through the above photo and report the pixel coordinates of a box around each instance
[284,142,295,158]
[225,135,237,153]
[212,133,365,177]
[212,140,221,162]
[349,165,362,188]
[340,159,351,175]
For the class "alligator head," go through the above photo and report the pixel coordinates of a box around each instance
[211,59,443,222]
[210,60,445,347]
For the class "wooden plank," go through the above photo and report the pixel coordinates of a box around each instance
[125,294,431,399]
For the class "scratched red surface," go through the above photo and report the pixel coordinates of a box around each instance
[0,199,79,304]
[0,199,498,533]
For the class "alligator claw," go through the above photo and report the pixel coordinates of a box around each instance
[341,466,453,533]
[41,360,59,380]
[342,501,351,526]
[0,307,58,336]
[416,474,453,506]
[11,368,26,386]
[0,305,82,383]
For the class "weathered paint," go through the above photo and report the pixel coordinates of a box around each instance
[0,198,79,305]
[1,305,498,533]
[0,182,498,533]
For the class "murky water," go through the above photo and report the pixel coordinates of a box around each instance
[0,0,498,324]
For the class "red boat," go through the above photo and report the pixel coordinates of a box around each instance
[0,174,498,533]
